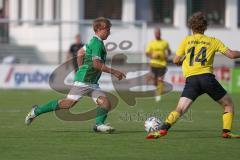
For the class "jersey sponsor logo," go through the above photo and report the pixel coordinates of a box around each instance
[187,40,211,45]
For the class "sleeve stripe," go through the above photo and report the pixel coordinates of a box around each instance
[92,56,102,60]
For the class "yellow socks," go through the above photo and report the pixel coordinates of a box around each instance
[163,111,233,133]
[223,112,233,132]
[165,111,181,125]
[156,81,164,95]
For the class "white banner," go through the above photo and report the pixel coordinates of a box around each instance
[0,64,56,89]
[0,64,186,91]
[165,67,185,91]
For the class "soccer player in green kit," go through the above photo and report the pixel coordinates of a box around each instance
[25,17,126,133]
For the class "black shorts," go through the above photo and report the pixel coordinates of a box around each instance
[151,67,167,77]
[181,73,227,101]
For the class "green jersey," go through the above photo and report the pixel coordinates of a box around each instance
[74,36,107,84]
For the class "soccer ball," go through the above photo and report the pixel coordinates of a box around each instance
[144,117,161,132]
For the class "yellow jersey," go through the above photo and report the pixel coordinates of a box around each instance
[176,34,228,78]
[146,39,170,68]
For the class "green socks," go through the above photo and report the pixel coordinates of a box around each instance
[34,99,59,116]
[34,100,108,125]
[96,107,108,125]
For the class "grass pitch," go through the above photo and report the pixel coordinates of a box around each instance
[0,90,240,160]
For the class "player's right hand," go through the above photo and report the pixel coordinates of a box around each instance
[112,69,126,80]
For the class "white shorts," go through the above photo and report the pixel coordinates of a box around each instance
[67,82,106,104]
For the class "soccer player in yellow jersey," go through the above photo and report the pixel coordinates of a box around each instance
[146,27,171,102]
[147,12,240,139]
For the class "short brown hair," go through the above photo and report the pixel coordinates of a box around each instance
[93,17,112,32]
[188,12,208,34]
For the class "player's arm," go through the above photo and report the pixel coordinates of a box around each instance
[77,47,85,67]
[215,39,240,59]
[146,52,153,58]
[173,38,186,66]
[167,48,172,56]
[166,42,172,56]
[145,42,153,58]
[92,42,126,80]
[93,59,126,80]
[173,55,185,66]
[224,49,240,59]
[164,44,172,60]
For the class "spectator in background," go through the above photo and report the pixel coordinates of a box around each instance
[66,34,84,73]
[0,8,8,43]
[0,9,4,43]
[0,9,3,17]
[145,27,171,102]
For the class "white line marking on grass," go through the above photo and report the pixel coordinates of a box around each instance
[0,109,21,113]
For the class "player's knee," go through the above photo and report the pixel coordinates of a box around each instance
[226,106,234,113]
[59,99,77,109]
[96,96,111,109]
[224,101,234,113]
[218,95,234,113]
[219,95,233,107]
[157,77,164,82]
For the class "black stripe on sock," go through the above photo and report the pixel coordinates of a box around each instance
[222,129,230,133]
[161,123,171,131]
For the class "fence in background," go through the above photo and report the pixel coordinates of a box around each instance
[0,19,147,64]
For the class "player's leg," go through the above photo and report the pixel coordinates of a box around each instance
[217,94,240,138]
[150,67,159,101]
[146,75,200,139]
[25,84,89,125]
[201,73,239,138]
[35,98,78,114]
[164,97,193,128]
[152,67,166,102]
[25,98,78,125]
[95,96,111,124]
[218,94,234,132]
[161,75,200,131]
[91,89,115,133]
[156,75,165,102]
[146,97,193,139]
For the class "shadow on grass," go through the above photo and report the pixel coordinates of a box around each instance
[171,129,219,132]
[47,129,145,135]
[43,129,222,139]
[46,130,93,133]
[166,129,221,139]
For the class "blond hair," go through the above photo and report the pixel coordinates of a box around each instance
[93,17,112,32]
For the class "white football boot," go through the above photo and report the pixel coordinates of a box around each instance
[93,124,115,133]
[25,105,38,125]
